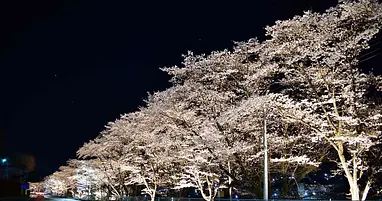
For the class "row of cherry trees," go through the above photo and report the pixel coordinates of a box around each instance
[43,1,382,200]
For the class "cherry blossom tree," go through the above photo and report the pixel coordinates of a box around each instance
[160,2,382,200]
[78,135,139,200]
[258,0,382,200]
[72,160,98,199]
[43,160,82,197]
[30,182,44,193]
[174,157,222,201]
[44,177,66,195]
[44,168,75,196]
[160,51,269,196]
[159,36,326,199]
[145,86,261,198]
[78,108,185,201]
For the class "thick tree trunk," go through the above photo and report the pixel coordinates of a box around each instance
[348,180,360,201]
[361,180,371,201]
[337,143,359,200]
[336,143,373,201]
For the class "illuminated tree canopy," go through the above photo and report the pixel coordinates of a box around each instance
[44,1,382,200]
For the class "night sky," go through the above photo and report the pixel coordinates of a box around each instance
[0,0,380,180]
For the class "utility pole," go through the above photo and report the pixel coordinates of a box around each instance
[262,83,282,200]
[263,105,268,201]
[228,161,232,201]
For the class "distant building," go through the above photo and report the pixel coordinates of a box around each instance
[0,164,28,182]
[0,161,29,197]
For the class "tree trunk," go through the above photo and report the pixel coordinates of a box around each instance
[341,156,373,201]
[199,179,212,201]
[150,184,157,201]
[361,180,371,201]
[348,181,360,201]
[337,143,361,201]
[106,188,112,201]
[279,178,293,199]
[123,185,129,197]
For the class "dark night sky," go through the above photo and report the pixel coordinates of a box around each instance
[0,1,380,179]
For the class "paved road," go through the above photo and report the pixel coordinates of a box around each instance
[30,197,77,201]
[32,197,77,201]
[0,197,31,201]
[0,197,77,201]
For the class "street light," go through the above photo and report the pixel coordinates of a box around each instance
[1,158,8,179]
